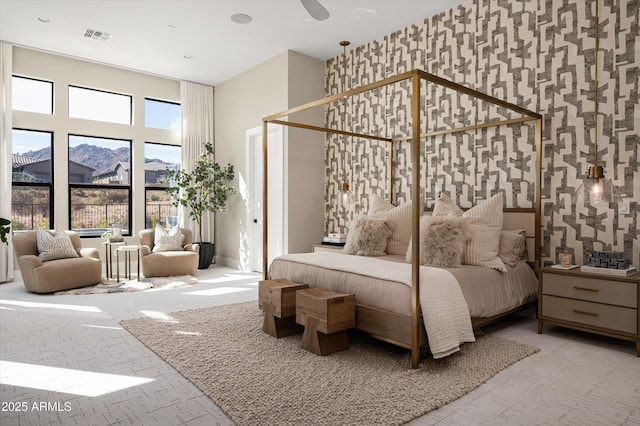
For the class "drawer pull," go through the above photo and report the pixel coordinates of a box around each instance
[574,309,598,317]
[573,286,599,293]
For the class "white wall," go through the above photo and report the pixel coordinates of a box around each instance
[11,46,180,263]
[286,52,325,253]
[214,50,324,269]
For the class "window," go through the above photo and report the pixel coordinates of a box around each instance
[12,76,53,114]
[144,142,181,228]
[68,135,131,236]
[11,129,53,230]
[145,98,181,131]
[69,86,132,125]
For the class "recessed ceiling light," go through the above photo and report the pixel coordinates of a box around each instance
[231,13,252,24]
[183,55,193,60]
[37,17,50,23]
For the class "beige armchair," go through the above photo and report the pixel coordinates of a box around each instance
[13,230,102,293]
[139,228,199,278]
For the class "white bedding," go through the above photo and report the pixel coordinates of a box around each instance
[269,252,476,359]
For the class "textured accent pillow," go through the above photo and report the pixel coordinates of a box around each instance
[405,216,470,267]
[368,194,412,256]
[37,227,79,262]
[152,225,185,252]
[498,229,527,267]
[433,193,507,272]
[344,216,394,257]
[432,194,463,217]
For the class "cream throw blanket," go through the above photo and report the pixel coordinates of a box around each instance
[274,252,475,358]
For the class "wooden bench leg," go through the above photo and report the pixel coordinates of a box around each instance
[301,317,349,356]
[262,303,303,338]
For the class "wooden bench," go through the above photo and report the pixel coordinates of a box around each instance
[296,287,355,356]
[259,278,308,338]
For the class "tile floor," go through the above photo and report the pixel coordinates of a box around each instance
[1,265,639,426]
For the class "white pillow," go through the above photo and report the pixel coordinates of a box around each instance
[433,193,507,272]
[368,194,412,256]
[152,225,185,252]
[37,227,79,262]
[405,216,470,267]
[344,216,394,257]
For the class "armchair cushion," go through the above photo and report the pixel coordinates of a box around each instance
[37,227,79,262]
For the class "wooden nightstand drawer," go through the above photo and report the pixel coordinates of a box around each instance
[542,273,637,308]
[542,295,637,335]
[312,244,345,253]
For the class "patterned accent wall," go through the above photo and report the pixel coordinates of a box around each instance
[324,0,639,266]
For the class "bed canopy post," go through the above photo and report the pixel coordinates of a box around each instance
[388,143,394,204]
[262,119,269,280]
[410,71,422,369]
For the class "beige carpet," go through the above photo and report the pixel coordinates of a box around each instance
[54,275,198,295]
[121,301,539,426]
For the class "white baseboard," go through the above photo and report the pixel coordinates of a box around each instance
[214,256,241,270]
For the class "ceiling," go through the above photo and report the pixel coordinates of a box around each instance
[0,0,467,86]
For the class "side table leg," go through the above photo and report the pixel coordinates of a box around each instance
[136,248,140,280]
[104,245,109,279]
[116,250,120,283]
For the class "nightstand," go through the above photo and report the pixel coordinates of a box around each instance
[312,244,345,253]
[538,267,640,356]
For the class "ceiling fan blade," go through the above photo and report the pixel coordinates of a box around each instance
[300,0,330,21]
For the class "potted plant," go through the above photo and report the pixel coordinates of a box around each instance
[0,218,10,244]
[166,142,236,269]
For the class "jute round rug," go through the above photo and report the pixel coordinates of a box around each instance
[121,301,539,426]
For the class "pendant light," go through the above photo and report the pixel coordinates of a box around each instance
[334,40,356,208]
[575,0,620,208]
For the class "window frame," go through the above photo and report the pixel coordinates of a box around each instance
[67,133,133,237]
[144,97,181,131]
[11,75,54,115]
[11,128,54,231]
[144,141,181,229]
[68,84,133,125]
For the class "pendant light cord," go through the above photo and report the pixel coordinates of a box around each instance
[594,0,599,168]
[340,41,350,186]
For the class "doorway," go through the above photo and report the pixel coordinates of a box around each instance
[245,124,284,273]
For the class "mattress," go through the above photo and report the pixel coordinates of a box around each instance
[268,252,538,318]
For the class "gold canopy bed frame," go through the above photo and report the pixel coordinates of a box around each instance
[262,69,542,368]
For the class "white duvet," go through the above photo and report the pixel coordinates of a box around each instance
[271,252,476,359]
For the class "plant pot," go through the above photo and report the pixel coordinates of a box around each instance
[197,242,215,269]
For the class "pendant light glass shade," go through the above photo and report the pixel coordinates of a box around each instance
[335,182,355,207]
[575,170,621,210]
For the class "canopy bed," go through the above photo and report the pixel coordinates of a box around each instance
[262,68,542,368]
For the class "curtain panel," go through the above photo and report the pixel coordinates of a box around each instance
[0,42,14,282]
[179,81,215,243]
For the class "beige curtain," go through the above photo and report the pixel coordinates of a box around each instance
[179,81,215,242]
[0,42,14,282]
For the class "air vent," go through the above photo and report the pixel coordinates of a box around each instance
[82,28,111,42]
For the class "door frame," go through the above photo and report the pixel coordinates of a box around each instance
[245,124,284,272]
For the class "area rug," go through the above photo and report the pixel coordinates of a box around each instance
[54,275,198,295]
[121,301,540,426]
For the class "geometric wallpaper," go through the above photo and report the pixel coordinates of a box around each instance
[323,0,639,267]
